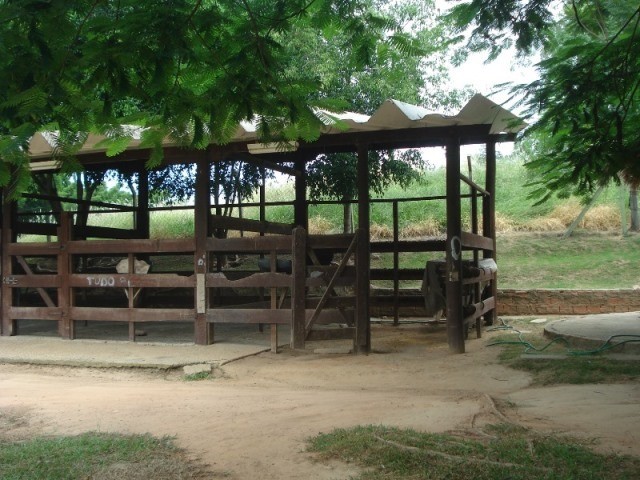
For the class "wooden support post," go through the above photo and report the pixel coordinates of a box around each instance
[392,200,399,326]
[482,139,497,326]
[355,144,371,353]
[136,166,150,239]
[194,157,213,345]
[1,195,16,336]
[57,212,74,339]
[258,167,267,331]
[294,156,308,230]
[269,250,278,352]
[291,227,306,349]
[127,253,136,341]
[468,156,481,338]
[446,134,465,353]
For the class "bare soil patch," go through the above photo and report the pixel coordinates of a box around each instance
[1,322,638,479]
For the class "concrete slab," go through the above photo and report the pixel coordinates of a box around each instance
[544,312,640,354]
[0,321,287,369]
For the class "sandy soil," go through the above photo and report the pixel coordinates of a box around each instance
[1,323,639,479]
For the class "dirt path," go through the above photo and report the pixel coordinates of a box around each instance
[1,324,638,479]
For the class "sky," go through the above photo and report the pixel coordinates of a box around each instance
[423,48,540,168]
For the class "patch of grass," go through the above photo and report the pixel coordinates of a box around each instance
[506,355,640,385]
[184,371,211,381]
[496,231,640,289]
[150,210,195,238]
[308,424,640,480]
[490,319,640,385]
[0,432,209,479]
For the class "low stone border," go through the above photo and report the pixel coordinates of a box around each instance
[370,288,640,317]
[498,289,640,316]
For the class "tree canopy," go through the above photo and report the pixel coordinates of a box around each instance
[0,0,419,195]
[448,0,640,203]
[302,0,467,208]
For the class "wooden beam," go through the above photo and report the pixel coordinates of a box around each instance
[20,193,136,211]
[355,144,371,353]
[291,227,306,349]
[460,232,494,251]
[463,296,496,325]
[205,272,292,288]
[15,256,55,307]
[307,234,356,249]
[369,268,424,281]
[297,124,496,152]
[230,152,300,177]
[483,139,498,326]
[3,275,60,288]
[207,309,291,324]
[9,306,62,320]
[72,225,138,240]
[393,200,399,325]
[66,238,195,254]
[57,212,74,339]
[7,242,61,256]
[71,307,195,322]
[446,133,465,353]
[369,239,447,253]
[69,273,195,288]
[13,222,57,236]
[305,231,358,334]
[294,156,308,229]
[194,157,212,344]
[136,167,150,239]
[32,125,515,170]
[209,214,294,235]
[1,196,16,336]
[206,235,292,253]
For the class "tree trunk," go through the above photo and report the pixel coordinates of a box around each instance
[126,176,138,229]
[74,173,100,233]
[342,196,353,234]
[630,188,639,231]
[562,186,604,238]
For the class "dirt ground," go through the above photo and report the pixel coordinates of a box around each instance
[1,322,639,479]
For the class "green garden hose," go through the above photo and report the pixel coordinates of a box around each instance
[487,319,640,356]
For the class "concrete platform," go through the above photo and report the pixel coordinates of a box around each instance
[544,312,640,353]
[0,321,288,369]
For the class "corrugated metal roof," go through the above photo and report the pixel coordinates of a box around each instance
[28,94,524,160]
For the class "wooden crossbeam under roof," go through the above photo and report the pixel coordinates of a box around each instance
[27,94,524,170]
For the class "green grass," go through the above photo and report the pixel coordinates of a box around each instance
[308,424,640,480]
[497,231,640,289]
[0,432,207,479]
[489,318,640,385]
[369,231,640,289]
[254,161,627,231]
[183,371,211,381]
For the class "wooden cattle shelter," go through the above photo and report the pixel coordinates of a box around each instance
[1,94,523,353]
